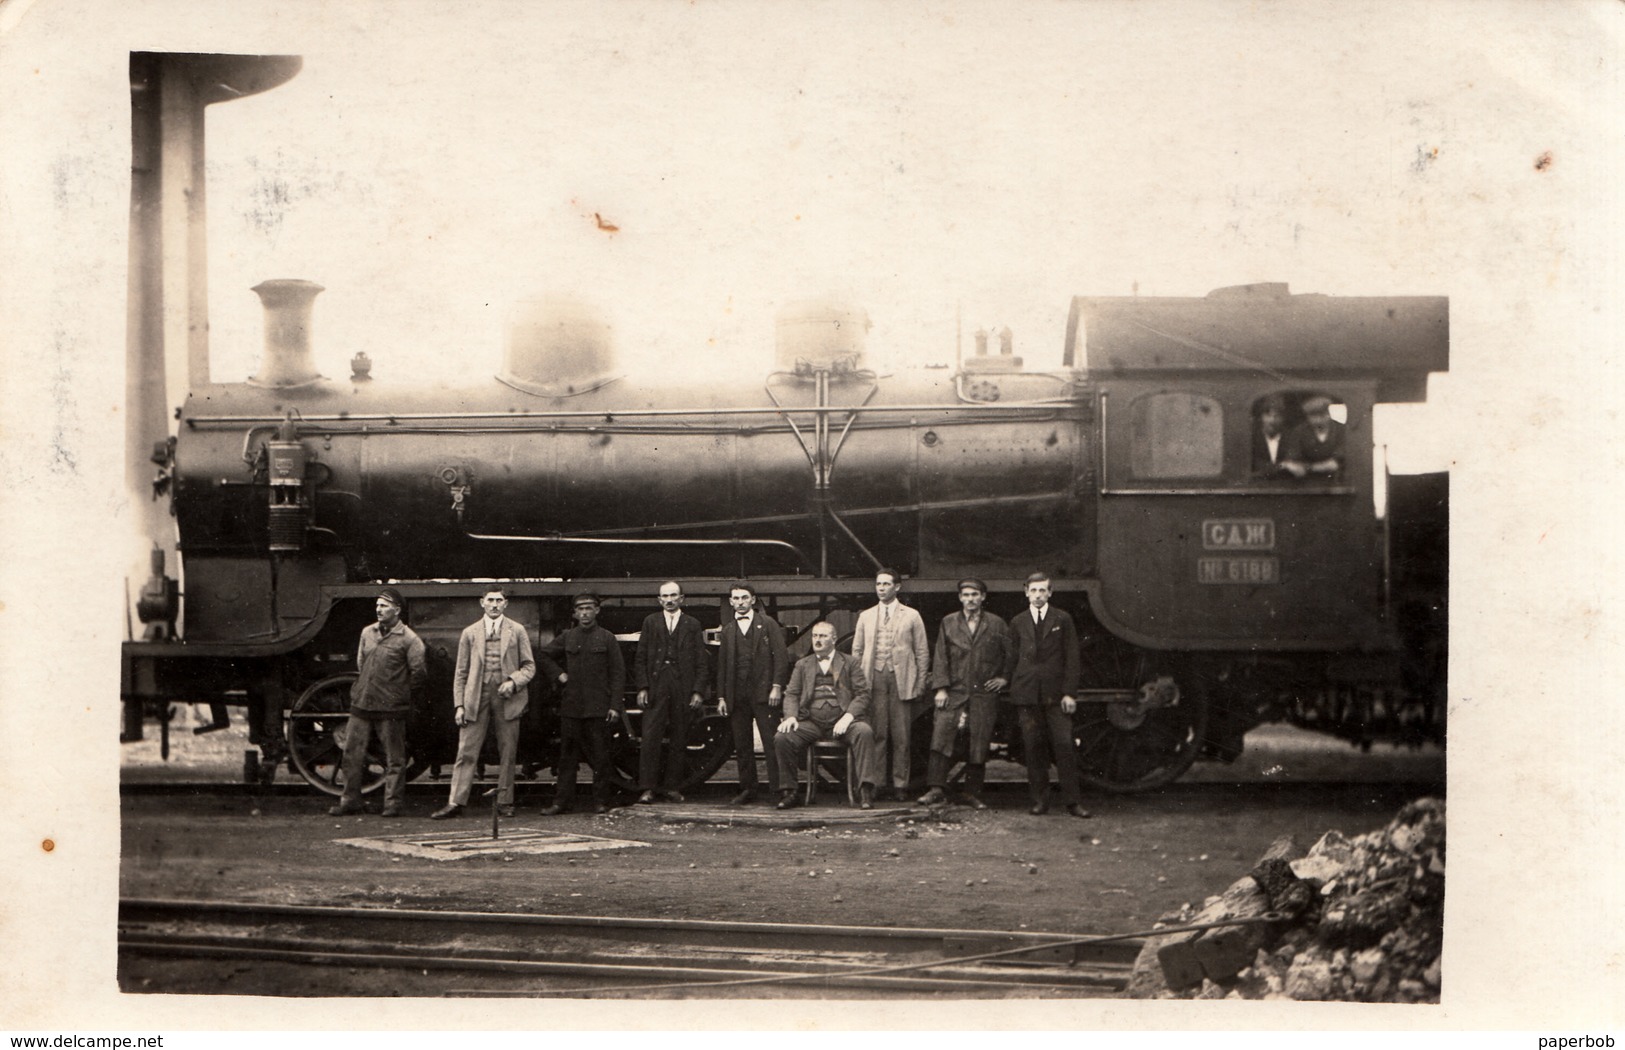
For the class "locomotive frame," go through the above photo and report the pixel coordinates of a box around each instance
[118,51,1449,798]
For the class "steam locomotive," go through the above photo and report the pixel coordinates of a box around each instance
[120,52,1449,797]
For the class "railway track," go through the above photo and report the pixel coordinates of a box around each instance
[119,898,1143,998]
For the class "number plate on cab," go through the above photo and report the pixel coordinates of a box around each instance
[1197,557,1280,584]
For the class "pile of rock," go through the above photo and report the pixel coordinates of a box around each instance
[1127,797,1445,1002]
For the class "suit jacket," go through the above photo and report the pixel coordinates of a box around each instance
[633,611,708,696]
[929,610,1013,706]
[784,650,870,725]
[1007,605,1080,707]
[850,600,930,699]
[716,610,790,707]
[454,615,537,722]
[539,625,628,719]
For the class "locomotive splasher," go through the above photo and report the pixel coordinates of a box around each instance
[121,51,1449,794]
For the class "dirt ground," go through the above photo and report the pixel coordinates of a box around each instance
[119,715,1443,996]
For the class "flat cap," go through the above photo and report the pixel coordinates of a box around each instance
[956,577,990,595]
[572,592,600,608]
[376,587,405,608]
[1301,394,1334,413]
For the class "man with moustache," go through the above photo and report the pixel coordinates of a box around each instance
[432,586,536,820]
[918,578,1012,810]
[329,587,426,818]
[537,593,626,815]
[849,568,930,799]
[715,581,790,805]
[1006,572,1090,819]
[772,621,880,810]
[632,581,708,804]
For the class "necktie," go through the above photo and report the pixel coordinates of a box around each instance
[883,604,891,625]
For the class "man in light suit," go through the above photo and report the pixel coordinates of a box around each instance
[432,586,537,819]
[1006,572,1090,819]
[850,568,930,799]
[632,581,708,804]
[773,622,879,809]
[715,581,790,805]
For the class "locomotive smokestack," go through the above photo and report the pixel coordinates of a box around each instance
[249,279,325,387]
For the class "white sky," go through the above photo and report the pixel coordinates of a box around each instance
[1,0,1622,1032]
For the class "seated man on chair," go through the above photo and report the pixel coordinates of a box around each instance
[773,622,880,810]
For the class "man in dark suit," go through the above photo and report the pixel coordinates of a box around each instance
[1251,393,1290,477]
[632,581,708,804]
[715,581,790,805]
[772,621,880,810]
[1280,393,1346,479]
[1006,572,1090,818]
[537,593,626,815]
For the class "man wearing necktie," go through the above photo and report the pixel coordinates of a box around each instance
[632,581,708,804]
[850,568,930,799]
[715,581,790,805]
[433,586,537,819]
[1005,572,1090,818]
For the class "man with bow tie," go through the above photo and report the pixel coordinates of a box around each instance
[632,581,708,804]
[772,621,880,809]
[432,586,537,819]
[715,581,790,805]
[1006,572,1090,818]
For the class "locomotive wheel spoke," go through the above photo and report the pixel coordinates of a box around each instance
[1073,636,1207,793]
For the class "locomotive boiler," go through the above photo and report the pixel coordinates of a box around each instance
[121,52,1450,796]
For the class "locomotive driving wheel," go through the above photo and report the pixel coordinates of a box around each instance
[286,674,426,796]
[607,707,735,794]
[1071,636,1208,793]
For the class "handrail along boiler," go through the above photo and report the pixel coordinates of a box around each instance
[120,52,1449,795]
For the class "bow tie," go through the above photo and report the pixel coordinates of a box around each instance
[736,613,751,620]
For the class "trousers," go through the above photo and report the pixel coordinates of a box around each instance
[448,684,521,806]
[556,715,612,806]
[338,711,407,810]
[638,675,692,791]
[1016,704,1082,805]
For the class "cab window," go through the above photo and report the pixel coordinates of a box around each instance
[1130,392,1223,478]
[1251,390,1346,480]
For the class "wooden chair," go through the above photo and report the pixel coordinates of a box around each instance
[805,737,856,806]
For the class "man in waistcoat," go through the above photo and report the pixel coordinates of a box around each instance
[1006,572,1090,818]
[715,581,790,805]
[849,568,930,799]
[329,587,426,818]
[918,577,1012,810]
[537,593,626,815]
[772,621,880,809]
[632,581,708,804]
[432,586,537,819]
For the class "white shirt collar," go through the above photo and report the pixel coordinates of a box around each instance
[736,612,753,632]
[486,616,502,637]
[665,610,680,628]
[817,653,834,671]
[1032,605,1048,623]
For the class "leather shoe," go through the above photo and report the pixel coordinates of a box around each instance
[429,804,463,820]
[636,790,656,804]
[859,784,875,810]
[659,790,684,803]
[1065,804,1092,819]
[776,792,800,810]
[961,794,989,811]
[497,805,515,818]
[591,801,611,814]
[539,804,570,816]
[917,787,947,806]
[328,801,364,816]
[379,805,402,818]
[1030,800,1050,815]
[729,790,757,806]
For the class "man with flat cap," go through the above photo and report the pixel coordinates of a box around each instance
[1280,394,1346,479]
[918,577,1012,810]
[432,586,537,819]
[330,587,426,818]
[538,593,626,814]
[1251,393,1290,478]
[632,581,708,804]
